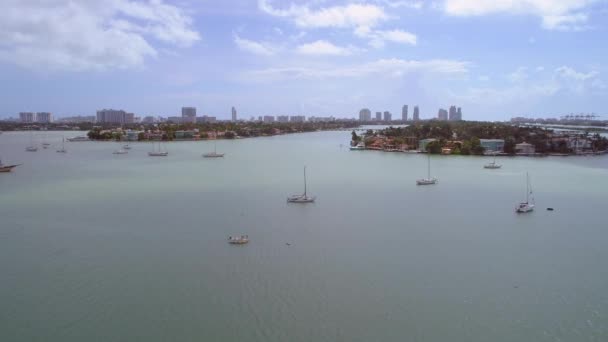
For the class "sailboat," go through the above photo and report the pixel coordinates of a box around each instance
[113,142,128,154]
[123,143,132,150]
[484,153,501,169]
[287,166,316,203]
[42,135,50,149]
[25,132,38,152]
[0,158,21,172]
[56,136,67,153]
[416,154,438,185]
[202,140,224,158]
[516,172,535,213]
[148,141,168,156]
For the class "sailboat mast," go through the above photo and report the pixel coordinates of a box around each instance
[427,154,431,179]
[304,167,307,196]
[526,172,529,203]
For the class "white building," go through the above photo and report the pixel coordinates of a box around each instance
[231,107,237,122]
[19,112,36,123]
[36,112,53,123]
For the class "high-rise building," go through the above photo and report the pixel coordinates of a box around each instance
[290,115,305,122]
[19,112,36,123]
[383,111,392,122]
[402,105,408,121]
[375,112,382,121]
[413,106,420,121]
[448,106,457,121]
[263,115,275,123]
[277,115,289,122]
[438,108,448,121]
[125,113,135,124]
[231,106,237,122]
[359,108,371,121]
[457,107,463,121]
[96,109,129,124]
[36,112,53,123]
[181,107,197,123]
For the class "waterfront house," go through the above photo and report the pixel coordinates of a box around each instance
[515,142,535,154]
[480,139,505,154]
[419,138,437,152]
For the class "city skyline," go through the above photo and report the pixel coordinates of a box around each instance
[1,1,607,120]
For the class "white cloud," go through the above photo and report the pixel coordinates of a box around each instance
[234,35,276,56]
[507,67,529,83]
[555,65,597,81]
[296,40,356,56]
[258,0,388,30]
[443,0,596,31]
[246,58,469,81]
[356,28,417,48]
[378,0,424,9]
[0,0,200,71]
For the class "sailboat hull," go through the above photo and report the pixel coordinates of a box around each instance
[0,165,19,172]
[287,195,315,203]
[416,178,438,185]
[148,152,168,156]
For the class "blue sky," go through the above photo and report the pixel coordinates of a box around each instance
[0,0,607,121]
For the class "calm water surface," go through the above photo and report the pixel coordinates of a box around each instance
[1,131,608,341]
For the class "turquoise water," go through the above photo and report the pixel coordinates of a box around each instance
[1,131,608,341]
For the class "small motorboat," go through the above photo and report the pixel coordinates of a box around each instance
[228,235,249,245]
[547,208,554,211]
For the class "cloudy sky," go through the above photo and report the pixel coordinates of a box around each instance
[1,0,607,120]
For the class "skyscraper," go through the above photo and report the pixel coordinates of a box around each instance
[448,105,457,121]
[375,112,382,121]
[402,105,408,121]
[36,112,53,123]
[413,106,420,121]
[181,107,196,123]
[457,107,463,121]
[19,112,35,123]
[231,106,237,122]
[96,109,129,124]
[359,108,371,121]
[438,108,448,121]
[383,111,392,122]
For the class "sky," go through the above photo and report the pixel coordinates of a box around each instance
[0,0,607,121]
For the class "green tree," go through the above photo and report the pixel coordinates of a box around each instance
[426,140,442,154]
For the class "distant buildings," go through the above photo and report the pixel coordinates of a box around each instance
[277,115,289,123]
[263,115,275,123]
[231,106,237,122]
[36,112,53,123]
[413,106,420,121]
[375,112,382,121]
[19,112,36,123]
[290,116,305,122]
[402,105,408,121]
[196,116,216,123]
[181,107,196,124]
[448,106,462,121]
[96,109,134,124]
[309,116,335,122]
[57,115,96,123]
[383,111,392,122]
[359,108,372,121]
[438,108,448,121]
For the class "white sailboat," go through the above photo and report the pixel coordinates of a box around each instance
[287,166,316,203]
[56,136,67,153]
[484,153,501,169]
[148,141,168,156]
[202,141,224,158]
[113,142,128,154]
[416,154,438,185]
[25,132,38,152]
[516,172,535,213]
[123,144,132,150]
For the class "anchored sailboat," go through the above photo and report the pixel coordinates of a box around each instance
[516,172,535,213]
[0,158,21,172]
[202,140,224,158]
[56,136,67,153]
[287,166,316,203]
[416,154,438,185]
[148,141,168,156]
[484,153,501,169]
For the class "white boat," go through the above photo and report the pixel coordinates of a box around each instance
[516,172,535,213]
[202,141,224,158]
[113,148,128,154]
[67,136,89,142]
[287,166,316,203]
[0,159,21,172]
[416,154,438,185]
[228,235,249,245]
[148,141,168,157]
[484,154,501,169]
[350,142,365,150]
[56,137,67,153]
[123,144,131,150]
[25,146,38,152]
